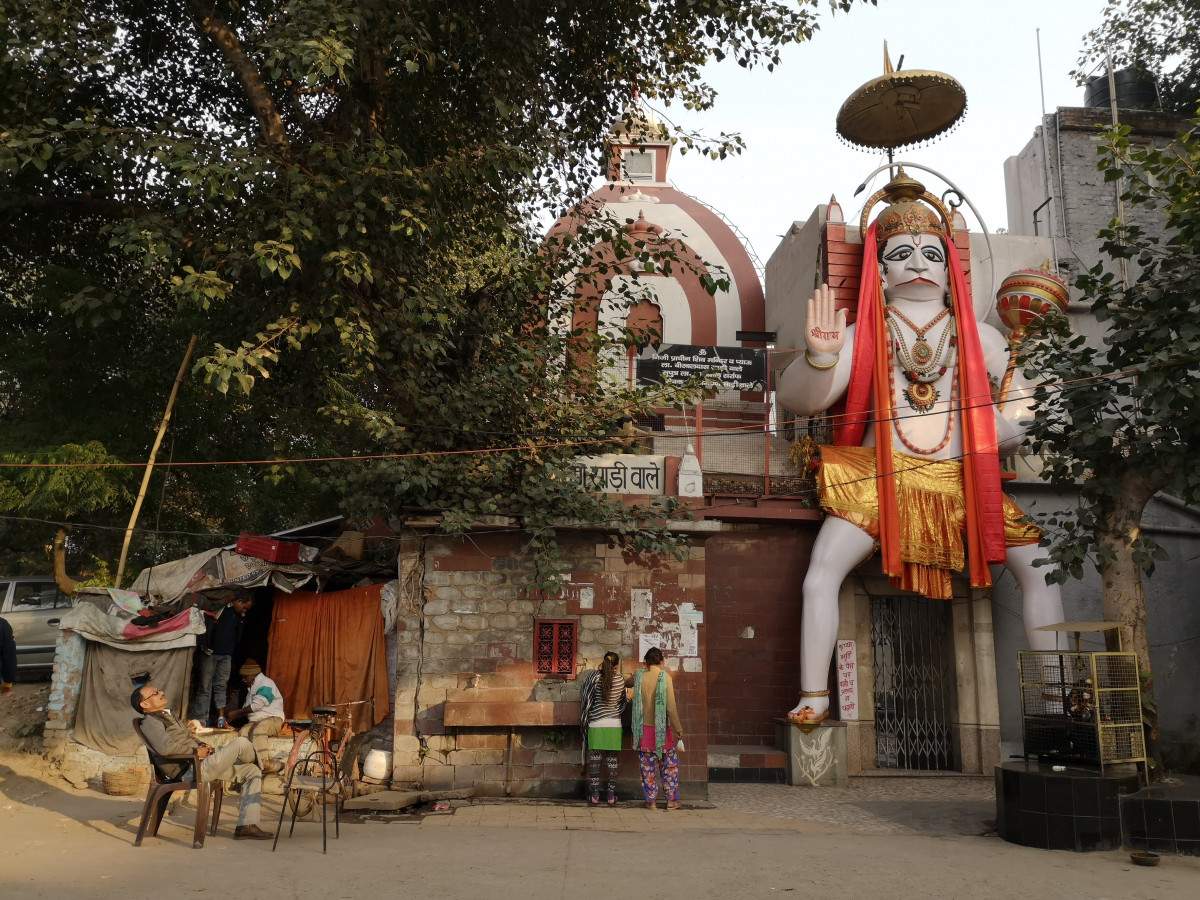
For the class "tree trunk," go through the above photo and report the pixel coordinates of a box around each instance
[52,526,78,596]
[1098,469,1162,773]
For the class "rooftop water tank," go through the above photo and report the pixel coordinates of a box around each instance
[1084,67,1159,110]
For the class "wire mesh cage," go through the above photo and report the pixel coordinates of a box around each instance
[1018,651,1145,771]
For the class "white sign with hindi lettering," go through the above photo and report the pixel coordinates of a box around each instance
[836,640,859,721]
[574,454,666,495]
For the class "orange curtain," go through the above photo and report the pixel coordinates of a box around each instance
[267,584,390,732]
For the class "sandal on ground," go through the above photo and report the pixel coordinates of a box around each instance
[607,793,617,806]
[644,801,657,810]
[588,795,600,807]
[666,801,682,810]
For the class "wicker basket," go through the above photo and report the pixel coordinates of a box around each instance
[102,768,140,796]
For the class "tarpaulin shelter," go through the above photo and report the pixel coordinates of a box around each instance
[57,602,207,755]
[55,542,392,760]
[61,545,316,755]
[127,548,315,609]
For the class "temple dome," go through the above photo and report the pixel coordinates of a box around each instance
[607,99,670,142]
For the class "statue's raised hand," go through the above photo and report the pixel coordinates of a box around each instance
[805,283,847,358]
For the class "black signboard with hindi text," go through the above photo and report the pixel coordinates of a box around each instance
[635,344,767,392]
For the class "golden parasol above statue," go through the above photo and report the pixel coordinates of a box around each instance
[836,43,967,155]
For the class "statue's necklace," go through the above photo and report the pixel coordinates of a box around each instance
[885,305,956,414]
[886,339,957,455]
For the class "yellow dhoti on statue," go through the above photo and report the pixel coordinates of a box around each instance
[817,445,1040,600]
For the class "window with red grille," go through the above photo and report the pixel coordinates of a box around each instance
[535,619,577,677]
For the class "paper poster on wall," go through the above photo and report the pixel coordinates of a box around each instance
[638,633,663,662]
[678,602,701,656]
[837,639,859,721]
[565,582,595,609]
[679,627,698,657]
[631,589,652,619]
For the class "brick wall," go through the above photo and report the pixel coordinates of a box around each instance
[705,525,816,745]
[42,629,85,750]
[391,529,709,797]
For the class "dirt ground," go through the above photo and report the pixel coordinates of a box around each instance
[0,682,59,777]
[3,681,1198,899]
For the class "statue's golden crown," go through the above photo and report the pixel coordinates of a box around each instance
[860,169,953,243]
[875,199,946,241]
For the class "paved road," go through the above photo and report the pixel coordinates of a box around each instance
[710,777,1000,835]
[2,758,1197,900]
[418,777,997,837]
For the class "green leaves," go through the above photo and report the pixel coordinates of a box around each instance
[0,0,878,581]
[0,442,133,519]
[252,240,302,282]
[1024,110,1200,587]
[172,267,233,309]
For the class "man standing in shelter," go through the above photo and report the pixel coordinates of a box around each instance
[190,595,251,726]
[225,659,285,774]
[133,682,274,840]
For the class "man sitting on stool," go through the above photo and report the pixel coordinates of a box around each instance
[224,659,285,775]
[132,683,274,841]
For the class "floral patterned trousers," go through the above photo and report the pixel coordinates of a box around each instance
[637,747,679,804]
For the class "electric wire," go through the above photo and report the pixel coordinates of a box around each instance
[0,354,1180,472]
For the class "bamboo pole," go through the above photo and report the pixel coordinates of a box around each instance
[114,334,198,588]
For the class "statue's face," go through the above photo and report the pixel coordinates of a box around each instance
[878,233,949,303]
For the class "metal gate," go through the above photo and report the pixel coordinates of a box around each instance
[870,595,955,770]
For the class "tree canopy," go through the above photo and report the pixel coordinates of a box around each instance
[0,1,873,581]
[1023,112,1200,765]
[1077,0,1200,116]
[1026,112,1200,579]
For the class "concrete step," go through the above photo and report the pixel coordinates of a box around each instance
[707,743,788,784]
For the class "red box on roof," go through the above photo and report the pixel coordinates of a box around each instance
[236,533,301,564]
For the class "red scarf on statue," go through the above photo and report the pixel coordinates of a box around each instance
[834,223,1005,588]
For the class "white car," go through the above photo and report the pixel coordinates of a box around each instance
[0,576,76,675]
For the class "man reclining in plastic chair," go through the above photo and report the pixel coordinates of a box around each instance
[132,683,274,841]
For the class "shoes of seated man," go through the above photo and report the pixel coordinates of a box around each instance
[233,824,274,840]
[261,759,283,776]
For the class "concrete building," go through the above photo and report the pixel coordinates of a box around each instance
[1005,106,1184,277]
[384,107,818,797]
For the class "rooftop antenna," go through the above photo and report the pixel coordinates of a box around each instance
[1036,28,1061,272]
[1106,49,1130,290]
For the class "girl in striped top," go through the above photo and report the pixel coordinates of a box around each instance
[579,651,628,805]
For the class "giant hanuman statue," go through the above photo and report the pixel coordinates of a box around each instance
[776,169,1065,729]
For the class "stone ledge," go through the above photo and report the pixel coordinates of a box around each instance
[443,701,577,727]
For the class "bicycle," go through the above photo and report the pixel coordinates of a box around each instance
[280,700,370,819]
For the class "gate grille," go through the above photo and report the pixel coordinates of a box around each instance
[870,595,954,771]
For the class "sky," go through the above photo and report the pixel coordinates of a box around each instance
[633,0,1112,268]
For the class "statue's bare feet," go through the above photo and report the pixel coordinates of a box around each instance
[786,695,831,733]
